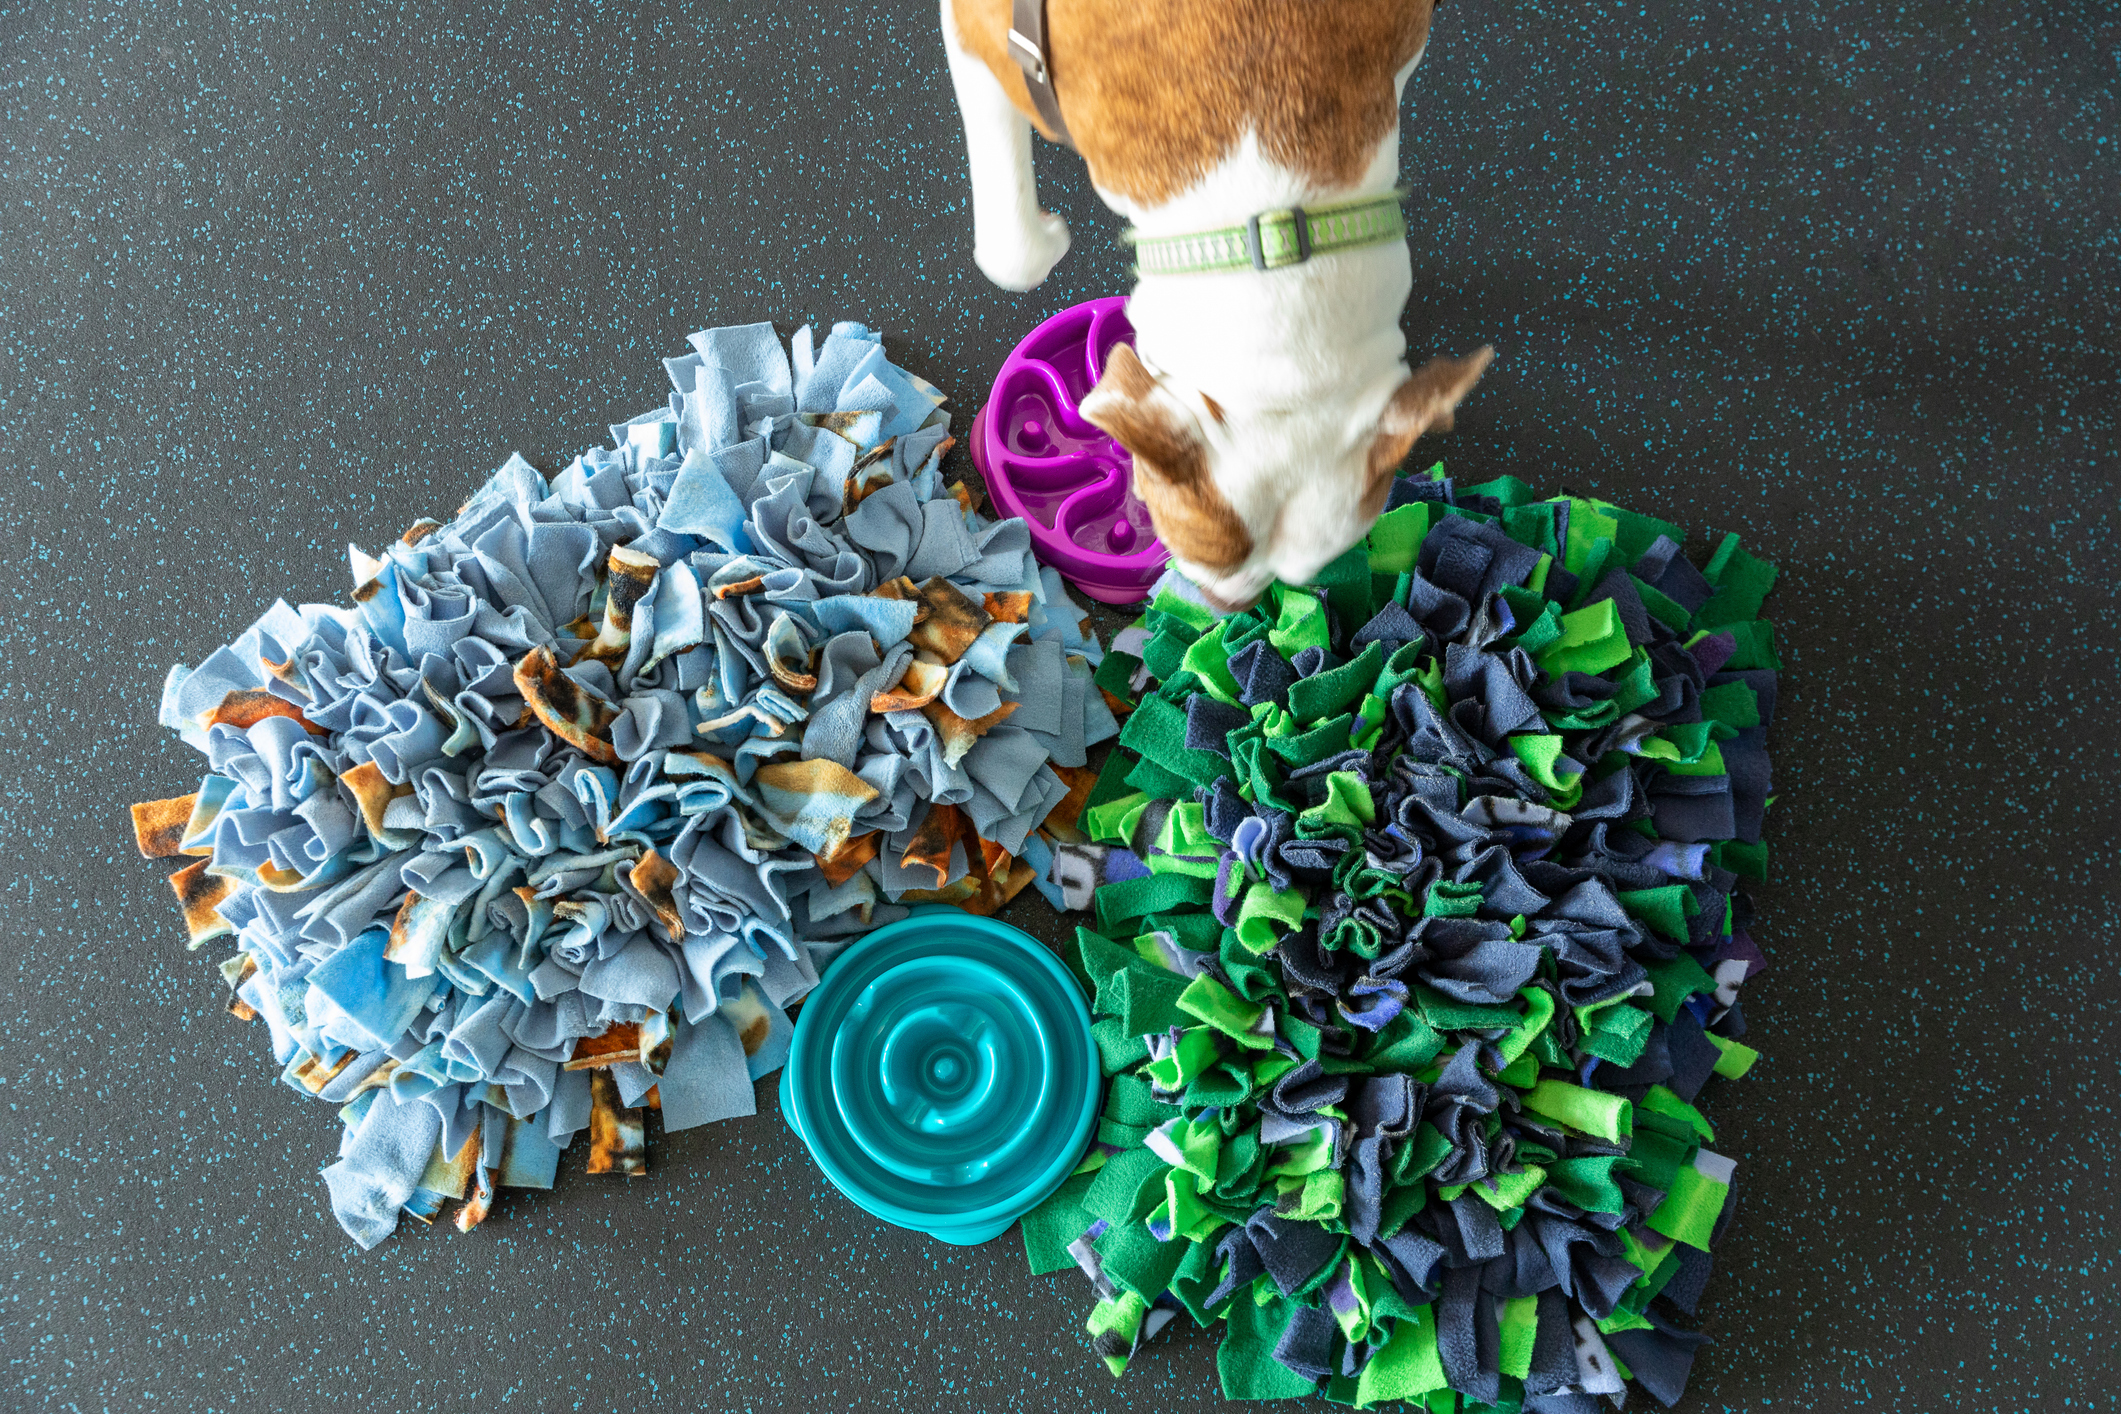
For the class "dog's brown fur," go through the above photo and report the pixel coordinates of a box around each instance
[1088,344,1254,570]
[1360,348,1495,517]
[949,0,1435,205]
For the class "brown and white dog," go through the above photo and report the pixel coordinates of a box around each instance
[943,0,1493,611]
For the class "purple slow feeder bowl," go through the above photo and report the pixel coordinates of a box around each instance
[969,296,1168,605]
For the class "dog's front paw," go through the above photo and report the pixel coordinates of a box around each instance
[975,210,1071,291]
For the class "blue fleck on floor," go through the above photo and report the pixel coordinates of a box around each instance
[1,0,2115,1409]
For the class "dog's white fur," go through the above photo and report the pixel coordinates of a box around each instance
[943,20,1454,607]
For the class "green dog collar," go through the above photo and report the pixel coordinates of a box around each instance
[1121,192,1408,276]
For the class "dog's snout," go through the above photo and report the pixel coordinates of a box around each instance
[1196,581,1263,616]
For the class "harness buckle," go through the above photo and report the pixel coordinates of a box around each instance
[1006,28,1050,85]
[1245,207,1313,272]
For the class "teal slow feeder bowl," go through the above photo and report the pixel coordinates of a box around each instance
[781,907,1100,1246]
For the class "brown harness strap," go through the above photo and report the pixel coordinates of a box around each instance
[1007,0,1072,147]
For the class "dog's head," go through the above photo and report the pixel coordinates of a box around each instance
[1081,343,1492,612]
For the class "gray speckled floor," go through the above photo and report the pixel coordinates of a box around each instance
[3,1,2116,1409]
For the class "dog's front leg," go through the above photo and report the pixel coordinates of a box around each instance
[941,0,1070,291]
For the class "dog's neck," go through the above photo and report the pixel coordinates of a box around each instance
[1099,124,1413,415]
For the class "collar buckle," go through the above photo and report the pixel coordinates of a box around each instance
[1244,207,1313,272]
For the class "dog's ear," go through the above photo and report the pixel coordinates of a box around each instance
[1365,347,1495,494]
[1082,344,1253,570]
[1081,343,1208,478]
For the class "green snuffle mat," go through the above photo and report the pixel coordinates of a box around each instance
[1022,466,1780,1412]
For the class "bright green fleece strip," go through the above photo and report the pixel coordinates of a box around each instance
[1354,1306,1447,1406]
[1522,1080,1634,1143]
[1084,789,1148,845]
[1536,598,1633,676]
[1288,641,1383,725]
[1709,1033,1761,1077]
[1564,497,1620,574]
[1149,802,1222,878]
[1177,974,1270,1049]
[1149,586,1217,632]
[1641,1085,1717,1141]
[1473,1164,1545,1210]
[1508,733,1583,808]
[1646,1160,1731,1251]
[1297,771,1376,833]
[1268,587,1331,656]
[1499,1295,1540,1380]
[1234,880,1307,952]
[1182,620,1244,704]
[1366,502,1434,575]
